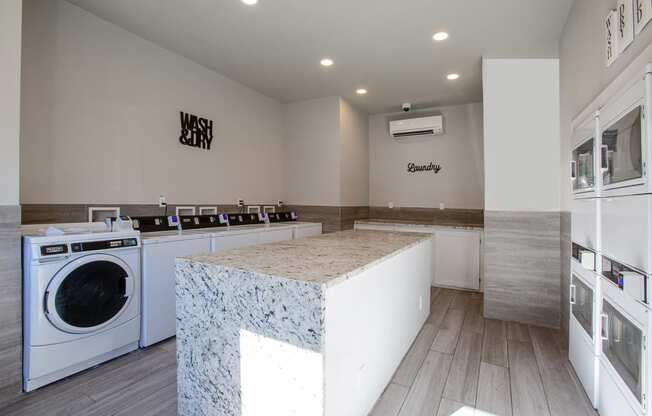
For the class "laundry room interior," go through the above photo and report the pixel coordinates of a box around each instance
[2,0,652,415]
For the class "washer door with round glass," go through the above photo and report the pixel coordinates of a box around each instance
[45,254,134,334]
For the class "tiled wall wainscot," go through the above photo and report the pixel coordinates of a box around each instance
[559,211,571,347]
[0,206,21,407]
[483,211,561,328]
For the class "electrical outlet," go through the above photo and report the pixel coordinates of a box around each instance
[158,195,167,207]
[439,202,445,210]
[388,201,394,209]
[237,199,244,207]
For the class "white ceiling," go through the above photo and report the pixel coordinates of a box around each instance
[67,0,574,114]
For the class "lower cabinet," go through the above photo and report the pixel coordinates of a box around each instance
[433,230,481,290]
[354,223,483,290]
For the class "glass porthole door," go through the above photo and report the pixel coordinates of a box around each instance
[45,254,134,334]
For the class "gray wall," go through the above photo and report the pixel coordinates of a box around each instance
[558,0,652,344]
[0,0,22,406]
[369,103,484,210]
[21,0,285,207]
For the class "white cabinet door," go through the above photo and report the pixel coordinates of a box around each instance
[433,230,480,290]
[294,224,322,239]
[353,224,395,232]
[259,228,293,244]
[212,232,259,252]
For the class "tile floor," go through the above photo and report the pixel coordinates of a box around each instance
[1,288,595,416]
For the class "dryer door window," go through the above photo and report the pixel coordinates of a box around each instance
[602,106,644,187]
[601,299,644,402]
[46,255,133,334]
[571,274,593,338]
[571,137,595,192]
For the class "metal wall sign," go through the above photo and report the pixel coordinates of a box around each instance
[606,9,618,67]
[635,0,652,34]
[618,0,635,54]
[607,0,652,67]
[179,111,214,150]
[407,162,442,174]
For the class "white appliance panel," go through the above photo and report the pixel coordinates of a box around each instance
[601,194,652,273]
[212,231,260,252]
[140,236,211,347]
[599,358,642,416]
[571,198,599,250]
[569,315,597,406]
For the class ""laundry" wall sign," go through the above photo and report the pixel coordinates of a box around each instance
[407,162,442,174]
[179,111,214,150]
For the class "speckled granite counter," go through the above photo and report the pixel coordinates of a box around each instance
[179,229,430,287]
[355,218,484,230]
[175,230,432,416]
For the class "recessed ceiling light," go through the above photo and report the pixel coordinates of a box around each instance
[446,73,460,80]
[356,88,368,95]
[433,32,449,41]
[320,58,334,67]
[241,0,258,5]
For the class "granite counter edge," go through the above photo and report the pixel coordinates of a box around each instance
[174,235,431,288]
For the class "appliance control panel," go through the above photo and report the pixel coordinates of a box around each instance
[179,215,229,230]
[38,238,139,258]
[268,211,298,223]
[130,216,180,233]
[227,213,265,226]
[602,255,648,304]
[571,243,596,271]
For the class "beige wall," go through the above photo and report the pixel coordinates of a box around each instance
[282,97,342,206]
[483,58,560,212]
[559,0,652,211]
[21,0,285,206]
[0,0,22,206]
[369,103,483,209]
[283,96,369,207]
[339,98,369,206]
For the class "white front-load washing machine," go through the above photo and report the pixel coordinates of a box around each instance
[22,227,141,392]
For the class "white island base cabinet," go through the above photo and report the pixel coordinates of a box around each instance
[176,231,432,416]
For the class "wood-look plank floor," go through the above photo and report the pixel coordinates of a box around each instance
[0,341,177,416]
[372,289,597,416]
[1,289,596,416]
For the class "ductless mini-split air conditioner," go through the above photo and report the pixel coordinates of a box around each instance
[389,115,444,138]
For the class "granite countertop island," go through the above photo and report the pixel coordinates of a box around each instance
[175,229,433,416]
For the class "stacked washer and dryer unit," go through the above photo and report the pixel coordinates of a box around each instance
[570,64,652,416]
